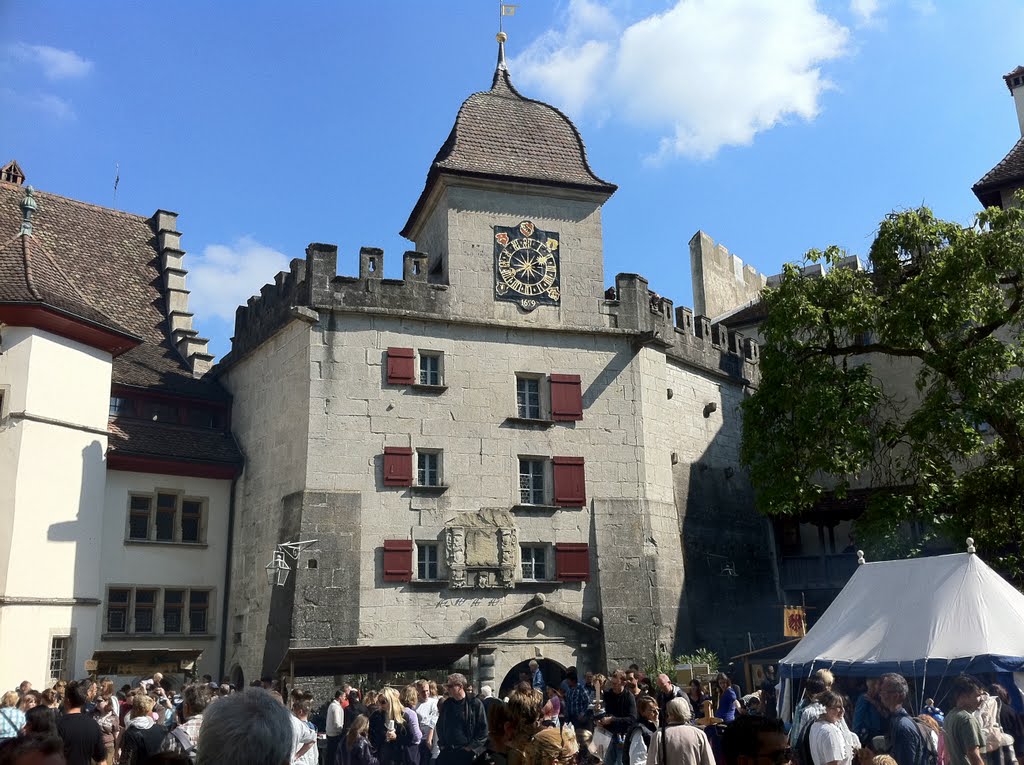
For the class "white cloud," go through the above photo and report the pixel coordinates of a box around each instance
[850,0,881,24]
[31,92,75,120]
[512,0,850,161]
[188,236,291,323]
[9,43,93,80]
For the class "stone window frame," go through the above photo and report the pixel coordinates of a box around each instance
[418,350,445,387]
[416,541,442,581]
[104,585,214,638]
[514,373,549,420]
[48,634,71,683]
[518,456,548,506]
[520,544,549,581]
[417,449,443,487]
[125,490,208,546]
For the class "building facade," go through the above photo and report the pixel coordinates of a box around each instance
[218,42,781,691]
[0,162,241,689]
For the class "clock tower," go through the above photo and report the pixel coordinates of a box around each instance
[401,33,616,328]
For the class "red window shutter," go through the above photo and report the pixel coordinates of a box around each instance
[386,347,415,385]
[552,456,586,507]
[555,543,590,582]
[383,539,413,582]
[550,374,583,421]
[383,447,413,486]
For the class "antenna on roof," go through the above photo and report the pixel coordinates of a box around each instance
[112,162,120,209]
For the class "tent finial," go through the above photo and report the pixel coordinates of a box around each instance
[856,550,866,564]
[966,537,976,554]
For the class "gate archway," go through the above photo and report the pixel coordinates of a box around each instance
[497,657,566,698]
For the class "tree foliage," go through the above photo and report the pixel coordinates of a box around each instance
[741,197,1024,577]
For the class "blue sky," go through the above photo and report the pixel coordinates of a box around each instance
[2,1,1022,360]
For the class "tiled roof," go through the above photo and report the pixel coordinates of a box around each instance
[719,299,768,328]
[0,228,135,336]
[108,417,242,465]
[973,136,1024,208]
[0,182,228,401]
[401,46,616,237]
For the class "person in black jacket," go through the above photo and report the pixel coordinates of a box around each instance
[597,671,638,765]
[436,674,488,765]
[120,694,167,765]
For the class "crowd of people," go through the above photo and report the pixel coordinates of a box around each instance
[0,664,1020,765]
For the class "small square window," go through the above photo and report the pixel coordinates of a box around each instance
[109,396,134,417]
[419,353,443,386]
[521,545,547,580]
[417,543,440,580]
[519,458,546,505]
[516,376,542,419]
[417,451,442,487]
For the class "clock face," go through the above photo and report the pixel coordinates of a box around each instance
[493,220,561,311]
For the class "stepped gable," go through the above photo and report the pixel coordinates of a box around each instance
[402,37,616,237]
[0,182,226,401]
[973,136,1024,208]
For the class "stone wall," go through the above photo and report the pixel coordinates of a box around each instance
[690,231,768,320]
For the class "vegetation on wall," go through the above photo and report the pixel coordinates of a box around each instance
[741,196,1024,578]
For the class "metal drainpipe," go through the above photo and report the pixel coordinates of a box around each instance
[218,474,239,680]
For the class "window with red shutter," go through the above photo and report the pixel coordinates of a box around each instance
[550,374,583,421]
[552,456,586,507]
[555,543,590,582]
[383,539,413,582]
[383,447,413,486]
[386,347,416,385]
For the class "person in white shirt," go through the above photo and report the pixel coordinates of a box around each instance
[809,691,854,765]
[416,679,440,762]
[326,688,346,765]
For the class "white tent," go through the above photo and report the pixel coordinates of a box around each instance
[779,551,1024,680]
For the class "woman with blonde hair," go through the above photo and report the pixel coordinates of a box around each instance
[528,725,579,765]
[339,713,380,765]
[370,687,422,765]
[0,690,25,740]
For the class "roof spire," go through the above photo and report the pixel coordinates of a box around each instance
[496,31,508,71]
[20,185,37,236]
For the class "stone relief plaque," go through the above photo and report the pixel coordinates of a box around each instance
[445,508,518,589]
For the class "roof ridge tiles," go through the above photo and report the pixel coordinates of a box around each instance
[33,187,150,222]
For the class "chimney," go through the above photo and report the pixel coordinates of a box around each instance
[1004,66,1024,137]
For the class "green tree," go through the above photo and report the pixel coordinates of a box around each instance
[741,198,1024,577]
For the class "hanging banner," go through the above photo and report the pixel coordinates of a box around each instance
[784,606,807,637]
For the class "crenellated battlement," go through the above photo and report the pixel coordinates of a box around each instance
[607,272,759,384]
[223,243,757,385]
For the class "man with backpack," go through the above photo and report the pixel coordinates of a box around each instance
[161,684,212,762]
[879,673,935,765]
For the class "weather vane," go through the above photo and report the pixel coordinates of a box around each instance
[499,2,518,34]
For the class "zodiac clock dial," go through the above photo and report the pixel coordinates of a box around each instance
[493,220,561,311]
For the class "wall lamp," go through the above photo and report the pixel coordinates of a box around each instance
[265,539,318,587]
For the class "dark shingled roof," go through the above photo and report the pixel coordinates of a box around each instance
[108,417,242,465]
[719,299,768,328]
[0,226,136,339]
[0,182,228,401]
[401,44,616,238]
[973,136,1024,208]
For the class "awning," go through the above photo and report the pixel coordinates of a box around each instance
[278,643,476,677]
[91,648,204,676]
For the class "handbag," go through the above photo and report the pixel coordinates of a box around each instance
[592,727,612,759]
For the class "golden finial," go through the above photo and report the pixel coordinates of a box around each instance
[497,31,508,43]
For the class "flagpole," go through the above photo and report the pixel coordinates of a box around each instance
[113,162,120,208]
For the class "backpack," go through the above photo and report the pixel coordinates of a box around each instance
[170,726,198,764]
[795,719,816,765]
[910,717,939,765]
